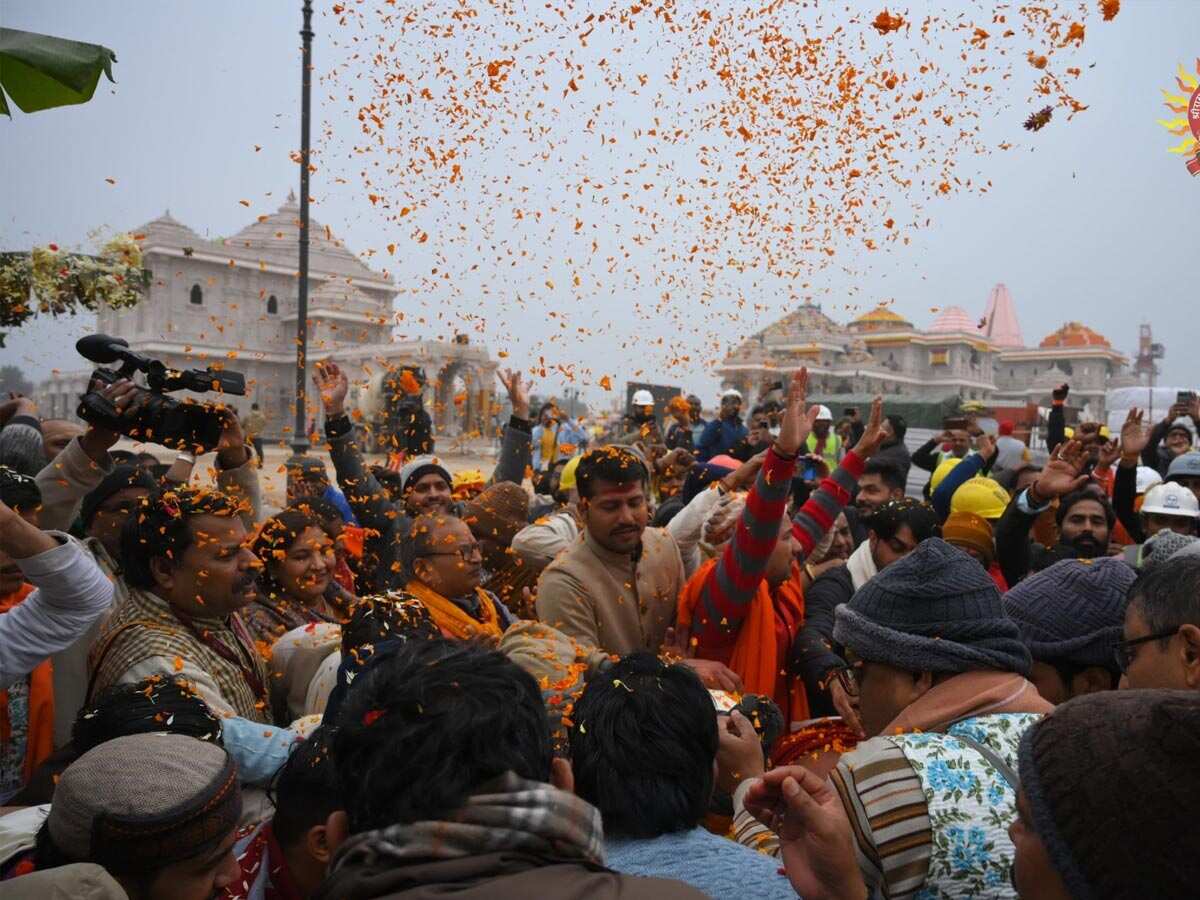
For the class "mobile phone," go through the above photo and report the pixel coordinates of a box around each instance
[802,459,819,481]
[1176,391,1195,406]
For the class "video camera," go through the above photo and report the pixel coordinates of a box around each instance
[75,334,246,453]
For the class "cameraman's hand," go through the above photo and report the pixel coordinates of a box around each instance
[78,381,135,464]
[216,412,249,469]
[314,362,348,418]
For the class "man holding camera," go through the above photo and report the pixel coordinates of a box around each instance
[32,376,261,741]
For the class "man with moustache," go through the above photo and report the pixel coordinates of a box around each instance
[537,446,739,690]
[88,486,272,723]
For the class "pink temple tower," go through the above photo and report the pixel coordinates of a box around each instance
[981,283,1024,348]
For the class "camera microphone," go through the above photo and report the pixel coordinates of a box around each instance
[76,334,133,365]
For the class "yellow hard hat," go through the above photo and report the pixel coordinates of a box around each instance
[950,477,1010,521]
[559,454,583,492]
[930,457,962,493]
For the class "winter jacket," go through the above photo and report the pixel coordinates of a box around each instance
[696,416,747,461]
[536,527,685,656]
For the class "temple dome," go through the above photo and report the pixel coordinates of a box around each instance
[1039,322,1112,349]
[849,304,912,333]
[929,306,980,334]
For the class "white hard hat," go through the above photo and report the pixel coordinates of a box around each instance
[815,405,834,421]
[1141,482,1200,519]
[1136,465,1163,496]
[721,388,743,400]
[631,389,654,406]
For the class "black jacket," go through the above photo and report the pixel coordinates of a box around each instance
[789,564,854,717]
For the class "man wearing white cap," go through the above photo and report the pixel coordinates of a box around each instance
[696,388,747,461]
[804,405,842,473]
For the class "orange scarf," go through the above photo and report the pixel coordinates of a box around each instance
[404,579,504,641]
[0,583,55,785]
[677,559,810,726]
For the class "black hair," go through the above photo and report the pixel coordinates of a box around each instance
[1056,486,1116,530]
[1126,556,1200,640]
[73,676,224,754]
[575,446,648,500]
[537,401,556,417]
[288,495,343,527]
[340,593,440,657]
[271,726,341,848]
[119,486,240,589]
[109,449,138,465]
[135,452,160,467]
[568,652,717,838]
[330,640,552,833]
[251,509,323,599]
[862,458,905,493]
[0,465,41,513]
[398,512,466,581]
[864,498,941,542]
[885,414,907,443]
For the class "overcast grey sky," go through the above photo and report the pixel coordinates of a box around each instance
[3,1,1198,401]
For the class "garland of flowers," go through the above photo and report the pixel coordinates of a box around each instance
[0,233,150,345]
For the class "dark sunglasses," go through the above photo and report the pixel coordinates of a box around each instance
[1113,628,1178,673]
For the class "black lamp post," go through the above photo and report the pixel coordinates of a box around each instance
[292,0,314,454]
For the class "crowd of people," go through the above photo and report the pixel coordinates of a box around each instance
[0,366,1197,900]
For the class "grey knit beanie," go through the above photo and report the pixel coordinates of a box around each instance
[832,538,1031,675]
[1002,557,1135,669]
[1142,530,1199,570]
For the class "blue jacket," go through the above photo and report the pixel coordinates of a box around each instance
[696,415,747,461]
[606,828,794,900]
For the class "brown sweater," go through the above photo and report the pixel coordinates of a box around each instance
[535,527,685,656]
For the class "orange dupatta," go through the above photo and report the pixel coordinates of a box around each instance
[0,583,55,784]
[404,579,504,641]
[677,559,810,727]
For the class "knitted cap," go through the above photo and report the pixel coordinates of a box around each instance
[48,733,241,874]
[1018,690,1200,900]
[462,481,530,546]
[1001,557,1134,668]
[399,455,452,493]
[78,465,158,528]
[1142,530,1199,570]
[832,538,1031,675]
[941,511,995,565]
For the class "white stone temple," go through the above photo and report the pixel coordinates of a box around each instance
[715,283,1134,420]
[36,194,498,442]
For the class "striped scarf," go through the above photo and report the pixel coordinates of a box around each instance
[89,586,270,723]
[328,772,605,876]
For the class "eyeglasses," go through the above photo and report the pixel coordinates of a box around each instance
[418,541,483,562]
[1113,628,1179,673]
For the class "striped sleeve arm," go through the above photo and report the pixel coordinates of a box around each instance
[791,450,864,559]
[691,447,796,648]
[730,778,781,857]
[830,738,932,900]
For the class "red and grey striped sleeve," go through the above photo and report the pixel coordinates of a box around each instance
[791,450,864,559]
[691,446,797,648]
